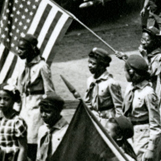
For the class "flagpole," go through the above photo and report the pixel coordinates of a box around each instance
[66,11,116,53]
[83,101,129,161]
[50,0,124,58]
[60,75,130,161]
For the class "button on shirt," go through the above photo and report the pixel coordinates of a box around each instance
[123,80,161,151]
[36,117,68,161]
[84,70,123,117]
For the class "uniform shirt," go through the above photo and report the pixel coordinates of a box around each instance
[84,70,123,117]
[0,112,27,153]
[17,55,55,144]
[147,48,161,95]
[36,117,68,161]
[123,80,161,151]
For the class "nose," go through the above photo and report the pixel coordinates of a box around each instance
[141,39,146,45]
[0,99,5,104]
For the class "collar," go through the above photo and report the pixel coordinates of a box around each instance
[46,117,68,130]
[92,70,112,82]
[25,55,42,67]
[147,47,161,58]
[132,80,150,90]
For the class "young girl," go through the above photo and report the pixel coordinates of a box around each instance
[0,83,27,161]
[123,54,161,161]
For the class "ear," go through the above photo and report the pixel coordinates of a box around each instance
[128,69,135,78]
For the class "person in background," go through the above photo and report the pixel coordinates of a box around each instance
[84,47,123,126]
[36,92,68,161]
[17,34,55,161]
[140,0,161,31]
[105,116,136,161]
[117,26,161,118]
[123,54,161,161]
[0,82,27,161]
[139,26,161,116]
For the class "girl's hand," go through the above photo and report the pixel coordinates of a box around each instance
[143,149,154,161]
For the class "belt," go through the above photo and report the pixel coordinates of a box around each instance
[131,119,149,125]
[90,106,113,112]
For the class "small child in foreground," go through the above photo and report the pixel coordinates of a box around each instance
[105,116,136,161]
[0,83,27,161]
[36,92,68,161]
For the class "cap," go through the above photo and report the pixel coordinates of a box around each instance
[39,92,64,112]
[125,54,149,76]
[115,116,133,139]
[19,34,38,46]
[89,47,112,67]
[143,26,161,37]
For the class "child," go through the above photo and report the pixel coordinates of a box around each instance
[123,54,161,161]
[105,116,136,161]
[84,47,123,125]
[36,92,68,161]
[17,34,55,161]
[0,83,27,161]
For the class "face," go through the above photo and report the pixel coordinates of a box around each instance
[40,107,60,125]
[140,32,154,50]
[0,90,14,113]
[105,122,118,140]
[17,40,32,59]
[88,57,100,74]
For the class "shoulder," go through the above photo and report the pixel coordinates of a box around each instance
[106,77,121,88]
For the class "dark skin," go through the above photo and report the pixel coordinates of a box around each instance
[17,40,37,63]
[0,90,27,161]
[0,90,15,118]
[40,106,62,128]
[88,57,106,79]
[139,32,159,57]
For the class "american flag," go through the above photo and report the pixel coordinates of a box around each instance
[0,0,73,83]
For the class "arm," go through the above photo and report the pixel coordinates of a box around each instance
[15,118,28,161]
[84,83,93,109]
[150,54,161,77]
[17,137,28,161]
[109,82,123,117]
[40,62,55,93]
[144,93,161,160]
[140,0,149,16]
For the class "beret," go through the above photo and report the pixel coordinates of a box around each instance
[115,116,133,139]
[143,26,161,37]
[39,92,64,112]
[89,47,112,67]
[19,34,38,46]
[125,54,149,75]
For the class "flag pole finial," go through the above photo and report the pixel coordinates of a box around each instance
[60,75,81,100]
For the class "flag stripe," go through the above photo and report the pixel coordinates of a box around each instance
[3,55,17,83]
[37,7,59,48]
[0,47,9,72]
[27,0,48,35]
[34,4,52,38]
[47,17,72,63]
[0,51,15,84]
[40,11,62,55]
[42,13,70,60]
[0,0,72,83]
